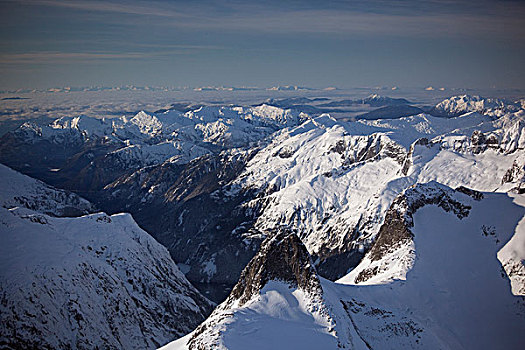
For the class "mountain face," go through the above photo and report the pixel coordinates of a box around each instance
[263,94,414,116]
[338,182,525,348]
[0,164,214,349]
[226,227,322,307]
[357,94,412,107]
[2,93,525,348]
[429,94,522,117]
[0,105,307,301]
[0,105,307,192]
[164,228,334,350]
[0,97,524,304]
[163,182,525,350]
[102,148,264,301]
[0,163,97,217]
[230,110,525,281]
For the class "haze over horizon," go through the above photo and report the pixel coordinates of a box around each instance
[1,0,524,90]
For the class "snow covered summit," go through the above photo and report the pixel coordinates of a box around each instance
[164,182,525,349]
[430,94,521,117]
[162,227,335,350]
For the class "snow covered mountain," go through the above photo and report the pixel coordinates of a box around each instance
[0,105,307,186]
[0,163,97,217]
[2,93,525,348]
[1,98,524,303]
[228,110,525,279]
[357,94,412,107]
[429,94,522,117]
[0,104,307,302]
[0,164,213,349]
[163,182,525,349]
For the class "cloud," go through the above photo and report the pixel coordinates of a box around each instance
[7,0,525,38]
[0,49,205,64]
[11,0,189,19]
[201,9,524,38]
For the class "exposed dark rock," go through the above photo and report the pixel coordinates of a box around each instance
[186,227,324,349]
[272,145,295,158]
[367,204,413,263]
[455,186,484,200]
[329,140,346,155]
[471,130,486,146]
[485,134,499,145]
[471,130,488,154]
[401,138,430,176]
[502,161,524,184]
[356,183,474,283]
[315,249,365,281]
[333,134,407,168]
[226,227,322,307]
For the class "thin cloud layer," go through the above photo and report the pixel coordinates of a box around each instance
[1,0,524,89]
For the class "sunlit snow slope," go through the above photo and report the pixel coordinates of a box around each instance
[0,164,213,349]
[228,109,525,279]
[164,183,525,350]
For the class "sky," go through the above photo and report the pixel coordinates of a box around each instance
[1,0,524,90]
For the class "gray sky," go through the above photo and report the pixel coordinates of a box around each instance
[1,0,524,89]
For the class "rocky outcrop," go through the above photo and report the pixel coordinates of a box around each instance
[186,227,324,350]
[502,160,524,190]
[226,227,322,307]
[355,182,480,283]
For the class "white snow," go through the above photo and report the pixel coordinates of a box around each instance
[161,281,339,350]
[337,184,525,348]
[14,105,308,169]
[432,94,520,117]
[165,183,525,349]
[0,164,212,349]
[231,109,525,259]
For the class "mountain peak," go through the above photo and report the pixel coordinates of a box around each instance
[226,227,322,307]
[430,94,515,117]
[359,94,411,106]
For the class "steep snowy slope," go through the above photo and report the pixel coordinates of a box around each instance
[0,105,307,196]
[164,182,525,350]
[0,163,96,217]
[0,164,213,349]
[1,99,524,302]
[75,109,525,296]
[161,229,346,350]
[337,182,525,349]
[229,111,525,279]
[429,94,521,117]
